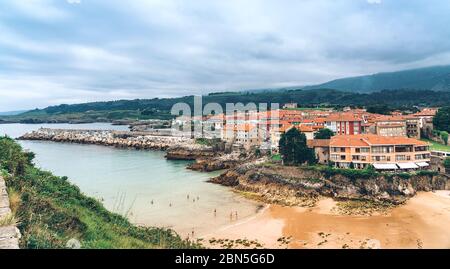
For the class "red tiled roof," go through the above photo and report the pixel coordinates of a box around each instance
[330,134,429,147]
[307,139,330,148]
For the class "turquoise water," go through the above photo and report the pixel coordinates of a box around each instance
[0,123,260,236]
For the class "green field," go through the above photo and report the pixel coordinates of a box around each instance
[421,138,450,152]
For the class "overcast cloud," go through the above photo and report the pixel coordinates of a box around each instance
[1,0,450,111]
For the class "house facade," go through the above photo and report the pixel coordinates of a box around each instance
[328,134,430,170]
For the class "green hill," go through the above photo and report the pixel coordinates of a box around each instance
[303,65,450,93]
[2,88,450,123]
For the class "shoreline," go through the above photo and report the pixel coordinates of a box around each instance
[202,191,450,249]
[9,125,450,249]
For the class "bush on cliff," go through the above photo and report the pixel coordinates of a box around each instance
[0,136,197,249]
[444,157,450,170]
[305,165,379,181]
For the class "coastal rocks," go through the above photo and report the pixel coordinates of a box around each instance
[210,164,450,206]
[19,128,197,151]
[187,152,252,172]
[165,145,216,161]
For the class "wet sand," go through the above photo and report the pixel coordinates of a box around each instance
[204,191,450,249]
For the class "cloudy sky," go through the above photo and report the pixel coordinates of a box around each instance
[1,0,450,111]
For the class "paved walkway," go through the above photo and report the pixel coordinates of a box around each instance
[0,175,20,249]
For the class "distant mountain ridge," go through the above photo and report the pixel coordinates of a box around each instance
[303,65,450,93]
[0,110,27,116]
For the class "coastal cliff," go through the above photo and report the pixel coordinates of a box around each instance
[187,152,260,172]
[209,163,450,207]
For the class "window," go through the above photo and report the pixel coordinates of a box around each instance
[372,156,388,162]
[372,146,393,154]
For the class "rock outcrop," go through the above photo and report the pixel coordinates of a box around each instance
[187,152,257,172]
[165,145,217,160]
[209,163,450,206]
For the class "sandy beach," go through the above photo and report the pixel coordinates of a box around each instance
[203,191,450,249]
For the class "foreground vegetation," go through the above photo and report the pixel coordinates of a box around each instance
[0,136,197,249]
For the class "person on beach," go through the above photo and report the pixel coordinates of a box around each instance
[214,209,217,217]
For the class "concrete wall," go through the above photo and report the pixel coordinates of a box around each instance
[0,175,20,249]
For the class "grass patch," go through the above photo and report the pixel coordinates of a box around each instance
[270,154,282,162]
[232,190,264,202]
[0,213,17,227]
[334,199,397,216]
[303,165,379,181]
[421,138,450,152]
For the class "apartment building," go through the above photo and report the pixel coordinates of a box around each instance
[328,134,430,170]
[283,103,298,109]
[371,116,407,137]
[324,113,364,135]
[222,124,261,150]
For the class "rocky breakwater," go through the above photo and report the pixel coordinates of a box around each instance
[209,163,450,208]
[19,128,196,151]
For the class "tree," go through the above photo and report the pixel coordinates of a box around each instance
[444,157,450,170]
[279,128,316,166]
[433,107,450,133]
[440,131,449,145]
[314,128,334,139]
[366,104,392,115]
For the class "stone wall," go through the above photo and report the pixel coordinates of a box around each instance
[0,175,20,249]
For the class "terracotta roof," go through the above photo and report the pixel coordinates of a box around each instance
[314,118,327,123]
[373,115,406,122]
[411,108,437,117]
[307,139,330,148]
[296,125,314,132]
[325,113,363,122]
[377,124,405,128]
[330,134,429,147]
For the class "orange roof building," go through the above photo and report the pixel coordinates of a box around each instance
[326,134,430,170]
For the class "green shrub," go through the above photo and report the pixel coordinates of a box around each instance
[396,173,411,180]
[416,170,438,177]
[0,136,197,249]
[444,157,450,170]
